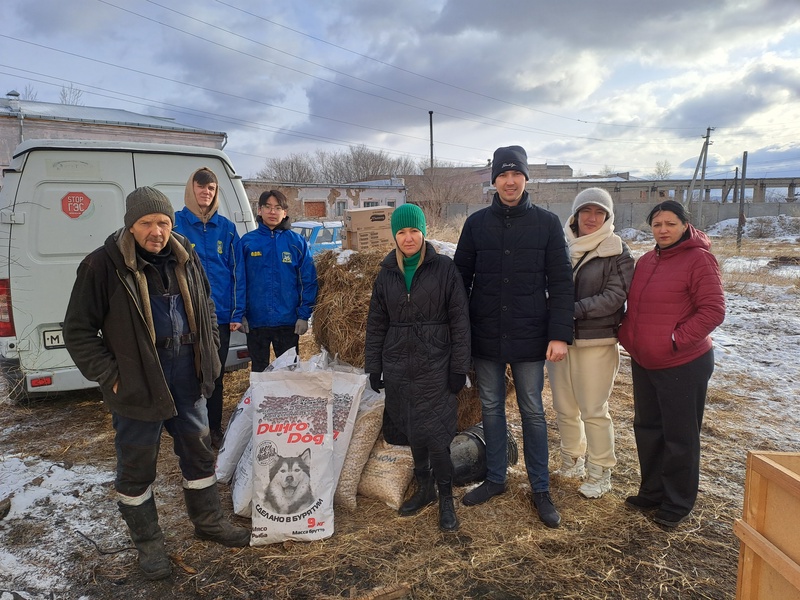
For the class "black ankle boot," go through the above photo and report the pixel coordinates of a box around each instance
[399,469,437,516]
[437,480,459,532]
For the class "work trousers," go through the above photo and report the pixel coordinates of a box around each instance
[113,346,215,501]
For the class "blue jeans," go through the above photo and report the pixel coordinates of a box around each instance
[473,357,550,493]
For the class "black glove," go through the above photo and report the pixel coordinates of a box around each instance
[369,373,384,393]
[449,372,466,394]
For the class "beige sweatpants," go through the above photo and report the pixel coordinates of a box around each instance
[546,342,620,469]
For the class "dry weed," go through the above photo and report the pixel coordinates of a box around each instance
[4,224,798,599]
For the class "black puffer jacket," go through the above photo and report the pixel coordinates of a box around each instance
[365,242,471,447]
[64,228,220,422]
[454,192,574,362]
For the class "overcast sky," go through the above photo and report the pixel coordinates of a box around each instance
[2,0,799,180]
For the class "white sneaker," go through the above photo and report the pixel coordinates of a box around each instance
[579,462,612,499]
[555,452,586,479]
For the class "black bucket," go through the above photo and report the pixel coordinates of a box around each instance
[450,422,519,486]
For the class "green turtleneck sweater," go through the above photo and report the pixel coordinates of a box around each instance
[402,251,421,292]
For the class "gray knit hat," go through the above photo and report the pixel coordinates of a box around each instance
[124,186,175,228]
[572,187,614,219]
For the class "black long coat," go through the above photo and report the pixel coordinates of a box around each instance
[365,243,471,448]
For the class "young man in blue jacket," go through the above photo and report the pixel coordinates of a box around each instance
[241,190,318,372]
[174,167,246,448]
[454,146,574,528]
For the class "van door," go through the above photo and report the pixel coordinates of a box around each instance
[6,148,135,379]
[131,151,255,370]
[130,152,253,225]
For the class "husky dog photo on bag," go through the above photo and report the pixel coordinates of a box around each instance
[263,448,315,515]
[250,370,336,545]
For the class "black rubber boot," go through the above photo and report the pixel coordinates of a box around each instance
[399,468,437,517]
[117,497,172,580]
[437,480,459,532]
[183,484,250,547]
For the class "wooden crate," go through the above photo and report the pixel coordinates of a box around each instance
[734,451,800,599]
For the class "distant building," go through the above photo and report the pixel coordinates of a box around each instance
[243,178,407,220]
[0,90,226,183]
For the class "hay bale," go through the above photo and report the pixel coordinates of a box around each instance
[313,249,385,369]
[456,376,482,431]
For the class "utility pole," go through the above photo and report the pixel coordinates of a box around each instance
[737,151,748,252]
[429,111,434,171]
[686,127,714,227]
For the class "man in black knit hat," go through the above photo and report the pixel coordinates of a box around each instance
[454,146,574,528]
[64,186,249,581]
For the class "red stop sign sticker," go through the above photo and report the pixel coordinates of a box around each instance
[62,192,91,219]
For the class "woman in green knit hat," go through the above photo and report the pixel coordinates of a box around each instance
[365,203,471,532]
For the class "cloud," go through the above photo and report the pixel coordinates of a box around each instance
[2,0,800,178]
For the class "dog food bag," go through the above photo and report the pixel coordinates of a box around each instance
[250,370,336,545]
[357,436,414,511]
[334,388,385,511]
[331,371,367,486]
[215,385,254,484]
[231,437,254,517]
[223,348,303,491]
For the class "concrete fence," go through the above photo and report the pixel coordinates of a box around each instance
[444,201,800,231]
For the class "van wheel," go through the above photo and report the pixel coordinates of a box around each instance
[0,363,36,404]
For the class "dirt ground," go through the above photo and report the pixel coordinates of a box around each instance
[3,236,799,600]
[0,350,775,600]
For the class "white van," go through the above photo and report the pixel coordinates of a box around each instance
[0,139,256,399]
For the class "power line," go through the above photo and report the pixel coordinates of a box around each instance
[4,2,797,176]
[91,3,692,146]
[0,31,706,156]
[209,0,706,131]
[0,67,455,163]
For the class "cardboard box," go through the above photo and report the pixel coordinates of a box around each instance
[344,207,394,232]
[342,229,394,251]
[734,451,800,599]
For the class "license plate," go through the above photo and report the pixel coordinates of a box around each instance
[42,329,66,349]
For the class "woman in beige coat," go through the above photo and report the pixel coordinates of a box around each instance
[546,188,634,498]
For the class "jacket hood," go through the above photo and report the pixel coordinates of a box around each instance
[656,223,711,256]
[183,167,219,223]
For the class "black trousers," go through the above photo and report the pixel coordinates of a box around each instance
[207,326,231,431]
[631,348,714,516]
[411,444,454,485]
[247,325,299,373]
